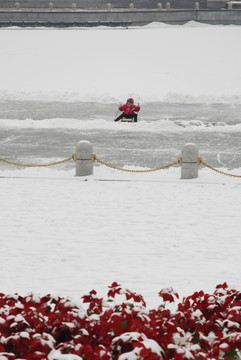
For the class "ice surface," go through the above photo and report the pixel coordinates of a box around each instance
[0,23,241,103]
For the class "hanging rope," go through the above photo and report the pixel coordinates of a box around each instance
[92,154,180,173]
[200,159,241,178]
[0,154,75,168]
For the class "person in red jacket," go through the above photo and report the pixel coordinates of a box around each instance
[114,98,140,122]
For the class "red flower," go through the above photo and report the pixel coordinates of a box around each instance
[0,283,241,359]
[159,287,179,303]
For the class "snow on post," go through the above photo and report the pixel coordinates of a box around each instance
[195,1,200,9]
[181,143,199,179]
[15,2,21,9]
[75,140,93,176]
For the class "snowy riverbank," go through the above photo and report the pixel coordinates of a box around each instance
[0,165,240,308]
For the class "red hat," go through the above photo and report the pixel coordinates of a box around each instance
[127,98,134,104]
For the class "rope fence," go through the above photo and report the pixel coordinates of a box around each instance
[1,142,241,179]
[0,155,75,168]
[92,154,180,173]
[199,159,241,178]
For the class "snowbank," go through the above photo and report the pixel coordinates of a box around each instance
[0,23,241,103]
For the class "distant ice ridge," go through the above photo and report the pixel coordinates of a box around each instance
[1,20,224,32]
[1,117,240,132]
[1,91,241,105]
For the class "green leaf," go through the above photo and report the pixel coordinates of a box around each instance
[121,320,128,330]
[192,333,199,344]
[224,348,239,360]
[64,346,72,354]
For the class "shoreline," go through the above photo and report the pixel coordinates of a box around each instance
[0,8,241,26]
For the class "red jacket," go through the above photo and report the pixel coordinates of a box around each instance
[119,104,140,115]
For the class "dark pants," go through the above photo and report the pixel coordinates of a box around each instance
[114,113,138,122]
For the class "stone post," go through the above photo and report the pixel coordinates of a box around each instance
[166,2,171,9]
[195,1,200,9]
[75,140,94,176]
[106,2,112,9]
[15,2,21,9]
[129,3,135,8]
[157,2,163,9]
[181,143,199,179]
[49,2,54,9]
[71,3,77,9]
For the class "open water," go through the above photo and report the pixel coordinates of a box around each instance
[1,100,241,172]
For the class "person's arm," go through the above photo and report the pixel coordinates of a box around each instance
[119,104,126,111]
[134,104,140,112]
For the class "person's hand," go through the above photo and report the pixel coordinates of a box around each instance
[138,103,140,107]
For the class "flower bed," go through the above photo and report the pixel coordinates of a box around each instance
[0,282,241,359]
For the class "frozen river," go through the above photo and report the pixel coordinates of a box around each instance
[1,100,241,171]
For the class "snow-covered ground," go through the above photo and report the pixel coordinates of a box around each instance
[0,22,241,307]
[0,165,240,308]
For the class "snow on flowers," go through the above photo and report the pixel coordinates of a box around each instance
[0,282,241,359]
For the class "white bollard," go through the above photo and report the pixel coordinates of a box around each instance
[166,2,171,9]
[195,1,199,9]
[228,2,232,9]
[15,2,21,9]
[75,140,93,176]
[129,3,135,8]
[72,2,77,9]
[49,2,54,9]
[181,143,199,179]
[106,2,112,9]
[157,2,163,9]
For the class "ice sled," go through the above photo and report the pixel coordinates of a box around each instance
[121,117,137,123]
